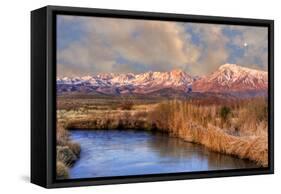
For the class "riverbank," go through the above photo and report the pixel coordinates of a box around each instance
[56,123,81,179]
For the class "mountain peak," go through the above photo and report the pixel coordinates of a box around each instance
[170,69,187,78]
[218,63,266,74]
[193,63,268,93]
[219,63,239,70]
[171,69,184,73]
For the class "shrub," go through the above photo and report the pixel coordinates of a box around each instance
[119,96,135,110]
[120,101,133,110]
[220,106,231,122]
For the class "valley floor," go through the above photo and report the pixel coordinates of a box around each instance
[55,95,268,179]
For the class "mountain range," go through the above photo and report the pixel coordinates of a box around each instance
[57,64,268,97]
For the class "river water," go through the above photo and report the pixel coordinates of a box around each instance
[69,129,258,179]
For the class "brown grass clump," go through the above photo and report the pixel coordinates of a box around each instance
[56,161,69,179]
[56,123,69,146]
[181,123,268,166]
[235,97,268,136]
[57,146,78,166]
[66,141,81,156]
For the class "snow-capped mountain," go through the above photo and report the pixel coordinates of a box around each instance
[192,64,268,93]
[57,69,194,95]
[57,64,268,96]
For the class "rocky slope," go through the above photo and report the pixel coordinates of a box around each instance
[192,64,268,93]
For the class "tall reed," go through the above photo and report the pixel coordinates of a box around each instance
[148,98,268,166]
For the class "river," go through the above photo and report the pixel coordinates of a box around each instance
[69,129,258,179]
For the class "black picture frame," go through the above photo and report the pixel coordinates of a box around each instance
[31,5,274,188]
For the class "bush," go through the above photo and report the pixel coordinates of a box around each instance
[220,106,231,122]
[119,96,135,110]
[120,101,133,110]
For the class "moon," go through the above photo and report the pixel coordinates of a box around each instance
[243,42,248,47]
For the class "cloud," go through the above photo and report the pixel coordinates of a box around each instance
[57,16,201,76]
[57,15,268,77]
[184,23,230,75]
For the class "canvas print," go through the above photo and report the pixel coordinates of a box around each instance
[56,15,268,180]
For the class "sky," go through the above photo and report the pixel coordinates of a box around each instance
[57,15,268,77]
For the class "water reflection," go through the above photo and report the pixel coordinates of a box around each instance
[146,132,257,170]
[69,129,258,179]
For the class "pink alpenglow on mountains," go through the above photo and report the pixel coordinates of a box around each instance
[57,64,268,96]
[57,69,194,94]
[192,64,268,93]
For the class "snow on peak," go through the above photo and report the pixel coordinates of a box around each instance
[218,63,266,75]
[171,69,185,74]
[57,64,268,95]
[219,63,238,68]
[193,63,268,92]
[57,69,194,94]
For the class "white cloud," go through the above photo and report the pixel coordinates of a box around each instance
[57,16,201,76]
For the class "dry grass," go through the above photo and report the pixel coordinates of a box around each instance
[148,99,268,166]
[56,120,81,178]
[65,111,154,131]
[56,161,69,179]
[66,141,81,156]
[56,145,78,166]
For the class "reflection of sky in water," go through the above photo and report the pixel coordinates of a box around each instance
[69,130,259,179]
